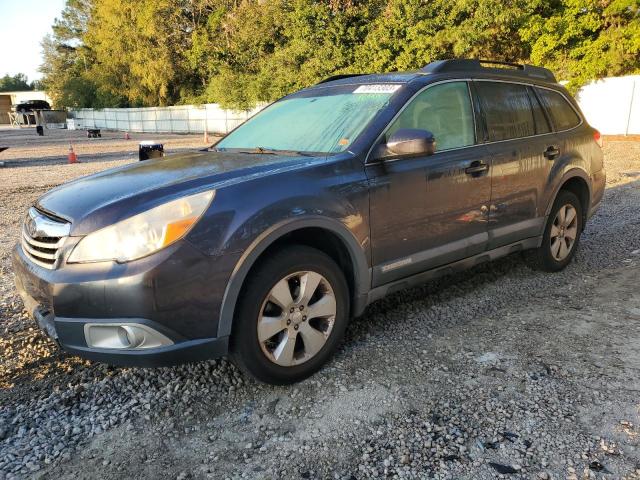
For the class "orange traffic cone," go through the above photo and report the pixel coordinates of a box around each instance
[68,144,78,164]
[124,132,130,140]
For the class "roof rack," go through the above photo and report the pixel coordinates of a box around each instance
[316,73,369,84]
[421,59,556,82]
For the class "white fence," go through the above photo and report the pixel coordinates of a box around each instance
[68,76,640,136]
[69,103,264,135]
[576,75,639,135]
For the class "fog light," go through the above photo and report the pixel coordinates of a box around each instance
[120,326,144,348]
[84,323,173,350]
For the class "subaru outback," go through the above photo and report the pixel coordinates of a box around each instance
[13,59,605,384]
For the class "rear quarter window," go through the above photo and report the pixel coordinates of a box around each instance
[536,88,581,131]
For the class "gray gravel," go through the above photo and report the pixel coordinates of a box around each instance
[1,131,639,479]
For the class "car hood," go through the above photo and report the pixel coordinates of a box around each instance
[36,150,318,235]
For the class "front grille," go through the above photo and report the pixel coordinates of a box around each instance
[21,208,70,270]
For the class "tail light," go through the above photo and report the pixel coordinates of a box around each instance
[593,129,603,148]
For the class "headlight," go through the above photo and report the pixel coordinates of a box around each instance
[68,190,215,263]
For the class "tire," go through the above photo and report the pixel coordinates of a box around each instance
[229,245,349,385]
[528,190,583,272]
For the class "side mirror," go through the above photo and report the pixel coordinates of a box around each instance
[372,128,436,161]
[388,128,436,156]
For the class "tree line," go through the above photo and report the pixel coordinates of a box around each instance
[40,0,640,110]
[0,74,41,92]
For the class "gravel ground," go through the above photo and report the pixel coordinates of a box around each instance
[0,127,209,166]
[0,129,639,480]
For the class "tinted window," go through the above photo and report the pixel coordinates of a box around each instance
[536,88,581,131]
[528,87,551,134]
[476,82,536,141]
[386,82,475,151]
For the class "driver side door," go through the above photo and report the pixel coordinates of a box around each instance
[366,81,492,286]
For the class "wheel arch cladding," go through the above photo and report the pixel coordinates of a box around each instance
[216,218,371,339]
[260,227,356,301]
[546,170,591,222]
[557,176,591,227]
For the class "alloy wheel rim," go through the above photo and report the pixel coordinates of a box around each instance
[257,270,336,367]
[550,204,578,261]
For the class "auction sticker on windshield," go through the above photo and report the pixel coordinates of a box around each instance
[353,84,402,94]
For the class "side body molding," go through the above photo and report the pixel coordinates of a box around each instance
[216,216,372,338]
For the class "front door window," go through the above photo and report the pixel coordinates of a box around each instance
[385,82,475,151]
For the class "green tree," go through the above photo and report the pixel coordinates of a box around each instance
[203,0,286,109]
[39,0,100,108]
[521,0,640,91]
[205,0,384,109]
[85,0,241,106]
[40,0,640,109]
[261,0,385,98]
[180,1,240,103]
[353,0,539,73]
[85,0,173,106]
[0,73,32,91]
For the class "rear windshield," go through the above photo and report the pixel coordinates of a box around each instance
[536,88,581,131]
[216,84,400,154]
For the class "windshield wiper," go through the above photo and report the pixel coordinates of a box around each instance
[222,147,314,156]
[247,147,278,155]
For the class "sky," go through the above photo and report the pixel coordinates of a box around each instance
[0,0,67,81]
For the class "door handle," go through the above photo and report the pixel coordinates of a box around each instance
[544,145,560,160]
[465,162,488,175]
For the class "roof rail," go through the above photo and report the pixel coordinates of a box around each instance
[422,59,556,82]
[316,73,369,85]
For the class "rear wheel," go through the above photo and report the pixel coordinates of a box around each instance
[528,190,583,272]
[229,245,349,384]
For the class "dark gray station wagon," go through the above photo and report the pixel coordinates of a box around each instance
[14,59,605,384]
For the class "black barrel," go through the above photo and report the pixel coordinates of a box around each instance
[139,141,164,161]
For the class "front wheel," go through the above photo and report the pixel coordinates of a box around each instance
[528,190,583,272]
[229,245,349,384]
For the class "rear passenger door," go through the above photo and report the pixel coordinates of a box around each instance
[474,81,555,249]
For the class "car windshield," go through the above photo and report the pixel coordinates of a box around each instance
[215,84,401,154]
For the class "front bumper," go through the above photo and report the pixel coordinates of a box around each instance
[59,324,228,367]
[12,240,237,367]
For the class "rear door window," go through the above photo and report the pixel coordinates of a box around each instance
[527,87,551,135]
[476,82,536,141]
[536,88,581,131]
[476,81,535,142]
